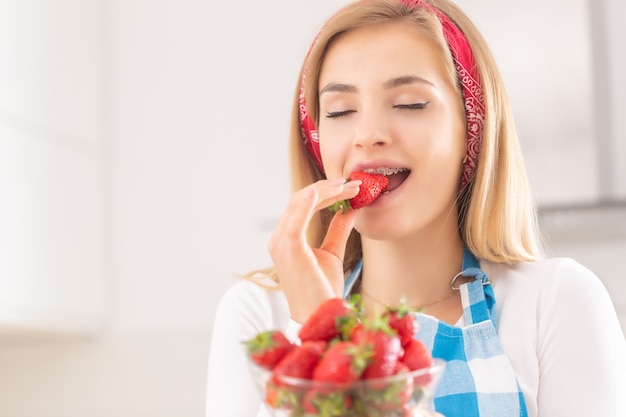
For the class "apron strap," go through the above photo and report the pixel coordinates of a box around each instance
[459,247,497,327]
[343,260,362,298]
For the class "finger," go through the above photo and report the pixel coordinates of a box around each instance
[313,178,361,211]
[273,178,358,241]
[273,185,318,247]
[269,178,359,259]
[319,209,357,259]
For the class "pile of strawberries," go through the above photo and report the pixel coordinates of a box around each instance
[244,297,437,417]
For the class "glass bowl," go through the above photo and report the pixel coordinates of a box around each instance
[248,358,446,417]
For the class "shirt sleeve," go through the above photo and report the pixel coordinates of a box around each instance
[285,317,303,342]
[535,258,626,416]
[204,279,289,417]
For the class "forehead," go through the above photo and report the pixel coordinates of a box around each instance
[319,20,453,89]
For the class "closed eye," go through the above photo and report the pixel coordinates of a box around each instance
[394,102,429,110]
[325,110,356,119]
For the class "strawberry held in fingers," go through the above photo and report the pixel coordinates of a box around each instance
[329,171,389,212]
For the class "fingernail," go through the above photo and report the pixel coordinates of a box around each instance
[344,180,362,188]
[327,177,348,186]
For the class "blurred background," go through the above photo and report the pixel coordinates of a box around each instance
[0,0,624,416]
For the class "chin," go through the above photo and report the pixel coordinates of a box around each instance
[354,216,406,241]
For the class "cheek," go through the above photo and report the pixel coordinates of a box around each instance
[318,131,349,178]
[431,130,465,162]
[318,141,337,178]
[424,107,466,163]
[413,121,465,186]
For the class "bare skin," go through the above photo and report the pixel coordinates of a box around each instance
[268,22,468,417]
[268,178,361,323]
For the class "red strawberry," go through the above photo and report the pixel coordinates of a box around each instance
[352,317,403,379]
[244,330,294,369]
[349,322,365,341]
[298,298,358,343]
[329,171,389,212]
[264,380,280,407]
[393,361,415,404]
[361,361,415,413]
[303,388,353,416]
[268,341,327,413]
[271,340,327,382]
[312,341,372,385]
[384,302,418,347]
[402,338,434,387]
[264,380,296,410]
[401,338,433,372]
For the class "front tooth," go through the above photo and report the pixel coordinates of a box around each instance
[362,167,408,175]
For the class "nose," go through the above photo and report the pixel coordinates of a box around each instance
[352,111,389,149]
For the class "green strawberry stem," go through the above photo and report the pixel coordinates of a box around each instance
[328,178,351,214]
[328,199,352,214]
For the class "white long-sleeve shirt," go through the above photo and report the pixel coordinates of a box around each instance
[205,257,626,417]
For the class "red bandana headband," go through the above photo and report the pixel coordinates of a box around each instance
[299,0,485,189]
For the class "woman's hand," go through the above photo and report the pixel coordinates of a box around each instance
[268,178,361,323]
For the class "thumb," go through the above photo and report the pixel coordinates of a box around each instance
[319,209,357,260]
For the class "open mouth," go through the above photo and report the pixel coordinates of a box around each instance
[362,167,411,192]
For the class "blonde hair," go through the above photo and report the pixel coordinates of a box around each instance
[246,0,544,284]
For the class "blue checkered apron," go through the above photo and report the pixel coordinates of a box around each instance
[344,248,528,417]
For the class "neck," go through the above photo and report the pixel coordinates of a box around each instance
[359,231,465,311]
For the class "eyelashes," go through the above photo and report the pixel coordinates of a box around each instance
[393,102,429,110]
[326,110,356,119]
[325,102,429,119]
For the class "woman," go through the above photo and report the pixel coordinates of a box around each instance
[205,0,626,416]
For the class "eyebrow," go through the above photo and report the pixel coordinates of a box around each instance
[319,82,357,95]
[383,75,434,89]
[319,74,434,96]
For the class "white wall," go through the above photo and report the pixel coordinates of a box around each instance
[605,0,626,197]
[457,0,599,206]
[0,1,350,416]
[0,0,624,416]
[0,0,107,334]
